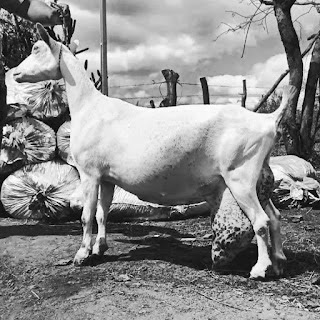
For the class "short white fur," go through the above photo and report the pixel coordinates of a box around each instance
[13,24,296,279]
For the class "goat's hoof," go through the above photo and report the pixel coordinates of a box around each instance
[74,254,103,267]
[249,264,268,280]
[250,262,274,280]
[272,253,287,277]
[73,248,91,266]
[92,240,109,256]
[249,270,266,280]
[73,257,85,266]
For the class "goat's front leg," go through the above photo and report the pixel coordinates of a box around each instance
[74,177,99,266]
[92,182,115,256]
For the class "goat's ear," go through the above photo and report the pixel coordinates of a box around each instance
[36,23,55,48]
[69,40,80,55]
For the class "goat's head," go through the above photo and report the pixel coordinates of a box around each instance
[14,23,78,83]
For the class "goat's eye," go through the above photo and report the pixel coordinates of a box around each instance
[33,45,39,52]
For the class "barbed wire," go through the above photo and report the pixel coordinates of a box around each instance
[116,93,264,100]
[108,78,282,106]
[109,81,277,90]
[180,82,274,89]
[109,81,165,89]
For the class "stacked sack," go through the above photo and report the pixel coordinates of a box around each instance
[270,155,320,208]
[0,68,80,221]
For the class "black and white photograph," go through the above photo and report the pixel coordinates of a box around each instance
[1,1,320,319]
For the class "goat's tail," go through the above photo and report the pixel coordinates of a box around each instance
[272,85,298,128]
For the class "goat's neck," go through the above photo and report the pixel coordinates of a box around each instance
[59,50,101,117]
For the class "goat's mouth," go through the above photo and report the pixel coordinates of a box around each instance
[13,71,34,83]
[13,71,22,82]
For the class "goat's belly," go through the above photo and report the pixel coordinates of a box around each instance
[135,192,206,206]
[109,174,224,206]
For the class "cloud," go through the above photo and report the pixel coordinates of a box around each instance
[67,4,100,50]
[205,51,313,108]
[108,34,200,73]
[69,0,277,59]
[65,0,319,107]
[206,54,289,107]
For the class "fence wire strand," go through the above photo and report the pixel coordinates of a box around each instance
[109,79,279,106]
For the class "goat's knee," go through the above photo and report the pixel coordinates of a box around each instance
[81,214,90,228]
[252,211,270,234]
[255,221,269,238]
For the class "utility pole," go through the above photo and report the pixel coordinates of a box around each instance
[0,30,7,150]
[100,0,108,95]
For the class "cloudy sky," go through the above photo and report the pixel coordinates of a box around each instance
[62,0,320,107]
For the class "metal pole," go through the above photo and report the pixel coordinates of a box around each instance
[100,0,108,95]
[0,30,7,151]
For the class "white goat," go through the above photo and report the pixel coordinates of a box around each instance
[14,24,294,279]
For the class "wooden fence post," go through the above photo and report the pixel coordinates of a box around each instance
[150,100,156,108]
[241,79,247,108]
[159,69,179,107]
[200,77,210,104]
[0,30,7,150]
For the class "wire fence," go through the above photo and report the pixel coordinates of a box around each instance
[108,80,273,107]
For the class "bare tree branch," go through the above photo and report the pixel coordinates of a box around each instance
[250,0,270,31]
[241,3,263,57]
[214,6,273,47]
[291,1,320,5]
[259,0,274,4]
[216,0,320,63]
[253,30,320,112]
[260,0,320,5]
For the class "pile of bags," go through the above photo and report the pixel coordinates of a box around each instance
[0,68,79,221]
[270,155,320,208]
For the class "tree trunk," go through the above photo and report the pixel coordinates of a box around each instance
[273,0,303,155]
[299,37,320,159]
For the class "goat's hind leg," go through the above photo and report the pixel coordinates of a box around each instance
[226,174,272,279]
[265,199,286,276]
[74,176,99,266]
[92,182,115,256]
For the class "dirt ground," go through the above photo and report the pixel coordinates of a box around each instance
[1,207,320,320]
